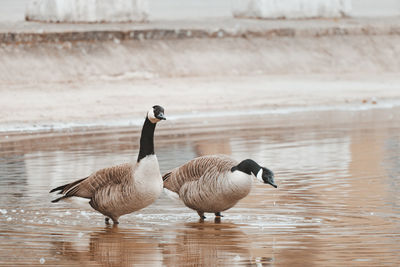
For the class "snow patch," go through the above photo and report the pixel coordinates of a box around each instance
[232,0,352,19]
[26,0,149,23]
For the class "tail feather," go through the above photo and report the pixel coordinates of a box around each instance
[49,177,87,194]
[51,195,70,203]
[49,184,68,194]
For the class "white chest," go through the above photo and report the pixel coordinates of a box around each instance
[134,155,161,182]
[227,171,253,190]
[132,155,163,204]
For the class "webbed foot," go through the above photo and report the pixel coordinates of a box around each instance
[197,211,206,220]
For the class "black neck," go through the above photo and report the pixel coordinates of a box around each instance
[137,117,156,162]
[231,159,261,176]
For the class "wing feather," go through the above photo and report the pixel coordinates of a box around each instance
[163,155,236,193]
[61,163,133,199]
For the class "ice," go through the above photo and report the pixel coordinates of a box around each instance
[78,232,84,238]
[7,217,12,221]
[232,0,351,19]
[39,258,45,264]
[11,209,16,213]
[0,209,7,215]
[26,0,149,22]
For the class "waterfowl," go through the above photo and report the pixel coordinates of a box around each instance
[50,105,166,224]
[163,155,277,219]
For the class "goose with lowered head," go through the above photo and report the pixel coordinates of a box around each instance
[163,155,277,219]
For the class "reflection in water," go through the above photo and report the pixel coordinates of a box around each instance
[1,107,400,266]
[50,222,255,266]
[162,221,252,266]
[51,226,163,266]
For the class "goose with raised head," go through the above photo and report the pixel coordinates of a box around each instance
[50,105,166,224]
[163,155,277,219]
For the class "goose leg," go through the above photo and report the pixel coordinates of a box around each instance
[111,217,119,225]
[215,212,223,217]
[197,211,206,220]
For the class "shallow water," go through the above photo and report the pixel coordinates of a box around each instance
[0,107,399,266]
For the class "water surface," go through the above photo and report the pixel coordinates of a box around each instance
[0,107,399,266]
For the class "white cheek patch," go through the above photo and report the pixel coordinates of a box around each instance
[147,108,160,123]
[256,169,263,183]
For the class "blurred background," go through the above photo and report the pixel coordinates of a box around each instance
[1,0,400,22]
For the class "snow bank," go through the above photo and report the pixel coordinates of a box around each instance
[232,0,352,19]
[25,0,148,22]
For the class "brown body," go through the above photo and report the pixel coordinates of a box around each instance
[163,155,253,217]
[53,155,163,224]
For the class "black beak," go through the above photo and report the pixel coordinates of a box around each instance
[267,181,278,188]
[156,113,166,120]
[263,172,277,188]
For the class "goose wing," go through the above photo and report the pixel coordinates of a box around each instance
[163,155,236,193]
[52,163,133,202]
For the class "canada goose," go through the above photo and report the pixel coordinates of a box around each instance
[50,105,166,224]
[163,155,277,219]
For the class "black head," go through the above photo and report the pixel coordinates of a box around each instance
[148,105,166,123]
[257,167,277,188]
[231,159,277,188]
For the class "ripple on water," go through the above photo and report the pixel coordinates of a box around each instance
[0,107,400,266]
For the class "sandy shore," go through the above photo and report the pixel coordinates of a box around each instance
[1,73,400,132]
[1,17,400,132]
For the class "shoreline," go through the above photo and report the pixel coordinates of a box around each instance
[1,17,399,134]
[1,73,400,133]
[1,99,399,134]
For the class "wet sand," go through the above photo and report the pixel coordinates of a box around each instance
[0,106,399,266]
